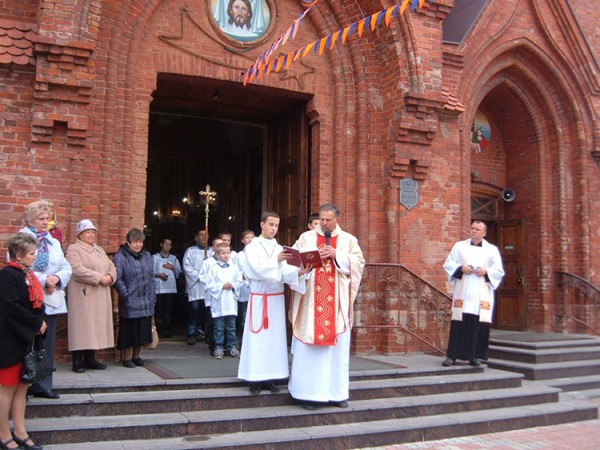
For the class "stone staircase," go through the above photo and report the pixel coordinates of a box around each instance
[26,354,598,450]
[486,332,600,399]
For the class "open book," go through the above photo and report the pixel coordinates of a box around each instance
[282,246,323,268]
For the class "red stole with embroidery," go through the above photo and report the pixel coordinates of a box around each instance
[313,233,338,346]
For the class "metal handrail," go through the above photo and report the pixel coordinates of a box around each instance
[353,263,452,354]
[554,314,599,336]
[555,271,600,335]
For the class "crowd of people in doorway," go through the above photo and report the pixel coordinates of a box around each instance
[0,198,504,450]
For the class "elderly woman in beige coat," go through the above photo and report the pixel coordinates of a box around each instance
[65,219,117,373]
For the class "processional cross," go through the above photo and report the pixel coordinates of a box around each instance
[199,184,217,259]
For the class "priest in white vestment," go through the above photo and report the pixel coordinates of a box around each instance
[237,212,308,394]
[288,204,365,409]
[442,220,505,367]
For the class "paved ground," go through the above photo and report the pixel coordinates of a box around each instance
[362,416,600,449]
[50,333,600,449]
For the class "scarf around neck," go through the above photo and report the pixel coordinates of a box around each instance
[6,261,44,309]
[28,226,51,272]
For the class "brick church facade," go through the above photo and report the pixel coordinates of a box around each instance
[1,0,599,355]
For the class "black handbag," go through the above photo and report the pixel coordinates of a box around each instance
[20,336,52,385]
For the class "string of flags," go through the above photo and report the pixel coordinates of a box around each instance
[243,0,432,85]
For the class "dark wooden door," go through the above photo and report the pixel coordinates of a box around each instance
[267,104,309,246]
[493,219,526,330]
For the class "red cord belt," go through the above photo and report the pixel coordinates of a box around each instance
[248,291,284,333]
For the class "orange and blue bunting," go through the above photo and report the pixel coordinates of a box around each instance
[243,0,432,85]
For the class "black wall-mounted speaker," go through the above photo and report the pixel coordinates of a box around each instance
[501,188,516,202]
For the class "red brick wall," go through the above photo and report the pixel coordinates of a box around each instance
[0,69,37,229]
[0,1,38,22]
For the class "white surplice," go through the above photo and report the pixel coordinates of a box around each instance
[237,236,306,382]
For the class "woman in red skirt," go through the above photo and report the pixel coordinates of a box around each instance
[0,233,46,450]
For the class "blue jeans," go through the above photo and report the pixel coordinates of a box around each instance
[213,315,237,350]
[205,306,214,351]
[187,299,203,338]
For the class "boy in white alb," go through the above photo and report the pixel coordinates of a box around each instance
[235,230,255,343]
[205,243,244,359]
[237,211,310,394]
[198,238,223,355]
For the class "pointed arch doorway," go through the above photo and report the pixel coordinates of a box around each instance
[143,74,312,326]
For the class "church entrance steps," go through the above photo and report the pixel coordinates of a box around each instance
[38,399,596,450]
[488,344,600,364]
[549,376,600,394]
[29,356,598,449]
[486,358,600,380]
[487,331,600,394]
[26,369,523,419]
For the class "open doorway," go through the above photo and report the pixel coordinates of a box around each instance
[144,74,312,330]
[144,113,265,257]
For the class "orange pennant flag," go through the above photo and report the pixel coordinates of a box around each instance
[357,19,365,37]
[275,57,284,72]
[400,0,411,15]
[266,60,275,75]
[370,13,378,31]
[341,26,351,44]
[285,52,294,68]
[303,42,316,57]
[318,37,327,55]
[330,31,340,50]
[385,6,395,26]
[256,63,264,80]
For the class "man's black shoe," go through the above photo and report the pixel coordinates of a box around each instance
[469,359,481,367]
[263,381,281,393]
[302,401,317,410]
[442,357,455,367]
[329,400,348,408]
[249,382,261,394]
[32,390,60,399]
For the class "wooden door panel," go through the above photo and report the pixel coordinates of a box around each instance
[495,220,526,330]
[267,104,308,246]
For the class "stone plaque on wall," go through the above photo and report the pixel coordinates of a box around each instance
[400,178,418,210]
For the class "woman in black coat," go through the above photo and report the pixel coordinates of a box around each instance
[0,233,46,450]
[113,228,155,368]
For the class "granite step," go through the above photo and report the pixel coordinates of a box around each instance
[488,344,600,364]
[41,399,598,449]
[489,336,600,351]
[30,384,561,446]
[51,362,482,395]
[26,369,522,418]
[539,374,600,393]
[486,358,600,380]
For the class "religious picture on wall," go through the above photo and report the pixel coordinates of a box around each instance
[471,109,491,154]
[212,0,270,42]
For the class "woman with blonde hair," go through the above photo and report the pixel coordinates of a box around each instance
[18,201,71,400]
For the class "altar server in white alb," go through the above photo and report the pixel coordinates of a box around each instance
[442,220,505,367]
[237,211,309,394]
[288,204,365,410]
